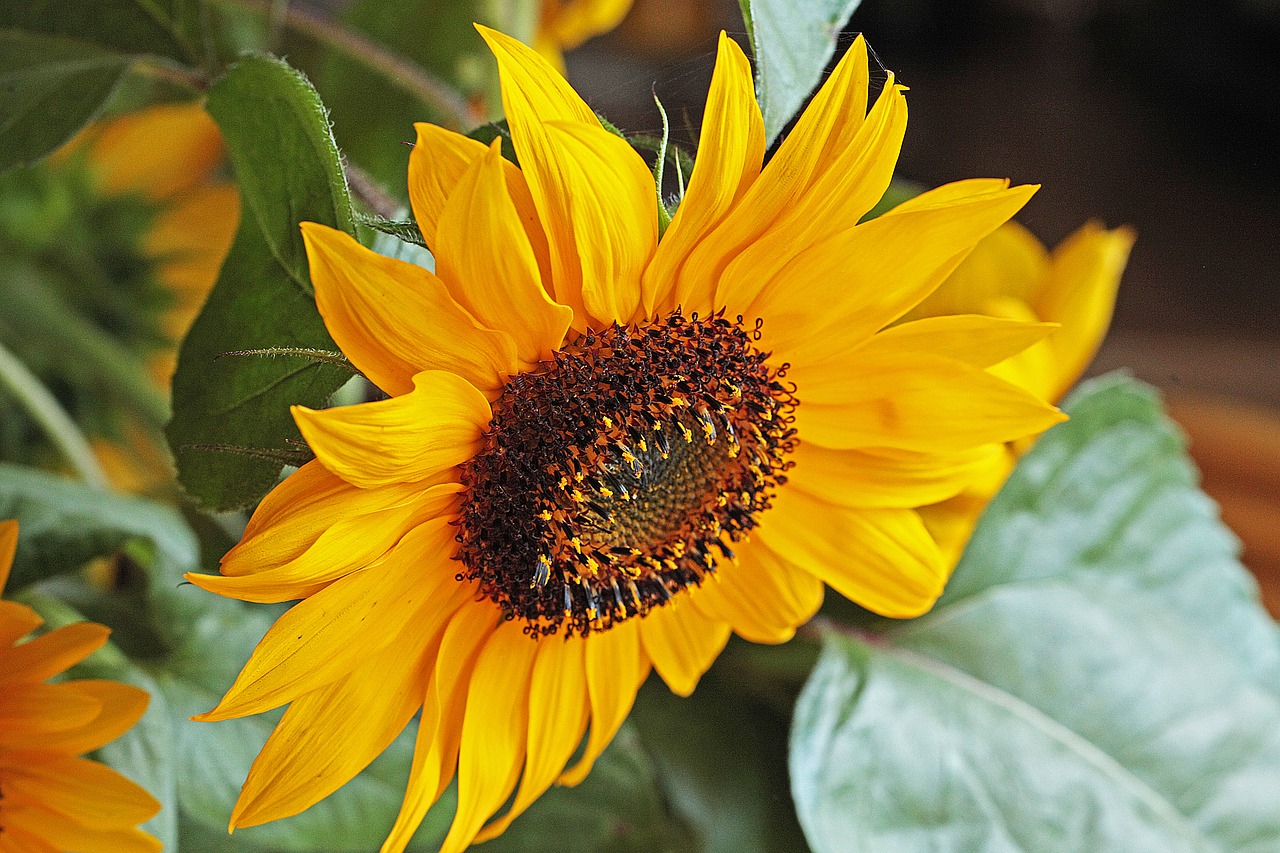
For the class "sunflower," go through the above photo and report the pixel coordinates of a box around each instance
[904,219,1136,563]
[0,520,161,852]
[535,0,633,69]
[188,28,1064,852]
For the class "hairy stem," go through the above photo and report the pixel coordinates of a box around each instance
[0,341,109,490]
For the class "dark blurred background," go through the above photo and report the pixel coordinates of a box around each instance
[569,0,1280,606]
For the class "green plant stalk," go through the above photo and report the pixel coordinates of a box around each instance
[0,339,109,489]
[208,0,473,130]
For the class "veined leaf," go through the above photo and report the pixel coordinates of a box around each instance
[165,219,351,512]
[790,375,1280,852]
[168,55,357,512]
[205,55,355,291]
[0,30,132,171]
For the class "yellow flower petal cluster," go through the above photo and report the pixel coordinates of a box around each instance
[189,28,1065,852]
[906,220,1136,563]
[0,521,161,853]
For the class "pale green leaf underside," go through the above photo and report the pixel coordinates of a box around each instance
[739,0,865,144]
[791,375,1280,852]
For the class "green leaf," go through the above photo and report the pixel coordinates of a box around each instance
[790,374,1280,851]
[631,676,809,853]
[165,219,351,512]
[205,54,355,290]
[169,55,357,511]
[317,0,536,192]
[738,0,865,144]
[358,213,428,249]
[0,463,195,591]
[0,0,194,64]
[0,30,132,171]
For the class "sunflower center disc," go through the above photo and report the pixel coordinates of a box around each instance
[455,310,798,637]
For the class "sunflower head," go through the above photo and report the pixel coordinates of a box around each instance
[191,26,1065,853]
[0,521,162,852]
[456,309,800,637]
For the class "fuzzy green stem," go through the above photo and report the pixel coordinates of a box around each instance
[0,340,109,490]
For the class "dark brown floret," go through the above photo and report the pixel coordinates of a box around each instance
[455,310,797,637]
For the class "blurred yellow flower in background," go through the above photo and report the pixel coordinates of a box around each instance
[536,0,633,69]
[68,102,240,390]
[188,26,1064,853]
[28,102,240,491]
[0,521,161,852]
[906,220,1136,563]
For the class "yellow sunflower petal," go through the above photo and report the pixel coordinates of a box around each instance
[750,180,1038,365]
[188,482,462,603]
[0,684,101,746]
[83,102,223,199]
[1038,222,1136,400]
[0,622,109,684]
[408,123,488,248]
[639,602,731,697]
[146,184,241,300]
[223,461,349,572]
[872,314,1057,369]
[0,820,60,853]
[558,617,646,786]
[0,753,160,829]
[537,121,657,324]
[758,489,946,618]
[0,518,17,590]
[770,34,869,176]
[539,0,633,53]
[478,24,601,326]
[981,296,1063,402]
[197,520,459,720]
[906,218,1050,320]
[646,32,764,315]
[473,633,589,843]
[787,441,1006,509]
[691,542,824,644]
[675,36,877,315]
[230,595,452,829]
[383,600,499,853]
[436,140,573,363]
[0,600,42,646]
[0,803,160,853]
[222,462,459,578]
[437,619,538,853]
[294,371,490,490]
[24,681,149,756]
[793,348,1065,453]
[408,124,553,286]
[717,77,907,312]
[301,222,518,396]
